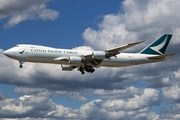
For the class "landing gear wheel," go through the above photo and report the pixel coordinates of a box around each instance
[81,71,85,75]
[79,66,85,75]
[79,66,83,71]
[19,61,23,68]
[90,68,95,73]
[84,66,95,73]
[19,65,23,68]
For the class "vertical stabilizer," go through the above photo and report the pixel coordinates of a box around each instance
[140,34,172,55]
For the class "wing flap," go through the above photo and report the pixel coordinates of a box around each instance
[147,53,176,60]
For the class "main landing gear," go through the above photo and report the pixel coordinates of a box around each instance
[19,61,23,68]
[79,66,95,75]
[79,67,85,74]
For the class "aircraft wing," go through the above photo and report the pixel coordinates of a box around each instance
[83,40,145,66]
[84,40,145,58]
[106,40,144,55]
[54,40,144,67]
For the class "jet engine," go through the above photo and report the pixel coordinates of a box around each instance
[92,51,106,59]
[61,65,75,71]
[69,56,82,64]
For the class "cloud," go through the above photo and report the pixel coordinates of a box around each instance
[147,77,172,88]
[13,86,145,103]
[72,46,94,51]
[0,95,56,118]
[83,0,180,50]
[93,86,143,99]
[0,93,9,101]
[102,88,160,111]
[14,87,89,103]
[83,14,128,50]
[162,85,180,104]
[0,0,59,29]
[160,104,180,119]
[0,89,160,119]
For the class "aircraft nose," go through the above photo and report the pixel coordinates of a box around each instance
[4,49,14,57]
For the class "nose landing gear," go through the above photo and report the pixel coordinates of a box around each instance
[19,61,23,68]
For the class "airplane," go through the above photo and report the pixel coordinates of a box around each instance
[4,34,175,74]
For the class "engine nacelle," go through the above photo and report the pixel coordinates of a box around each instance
[61,65,74,71]
[92,51,106,59]
[69,56,82,64]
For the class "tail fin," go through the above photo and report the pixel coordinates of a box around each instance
[140,34,172,55]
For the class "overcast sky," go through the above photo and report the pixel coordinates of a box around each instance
[0,0,180,119]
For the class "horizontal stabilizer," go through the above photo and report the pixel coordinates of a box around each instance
[147,53,176,60]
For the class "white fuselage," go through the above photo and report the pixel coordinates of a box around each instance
[4,44,164,67]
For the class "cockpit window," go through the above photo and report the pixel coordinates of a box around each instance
[15,45,19,47]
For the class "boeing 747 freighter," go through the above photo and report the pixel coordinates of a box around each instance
[4,34,175,74]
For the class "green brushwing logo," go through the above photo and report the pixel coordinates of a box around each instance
[150,36,167,55]
[19,50,25,55]
[140,34,172,55]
